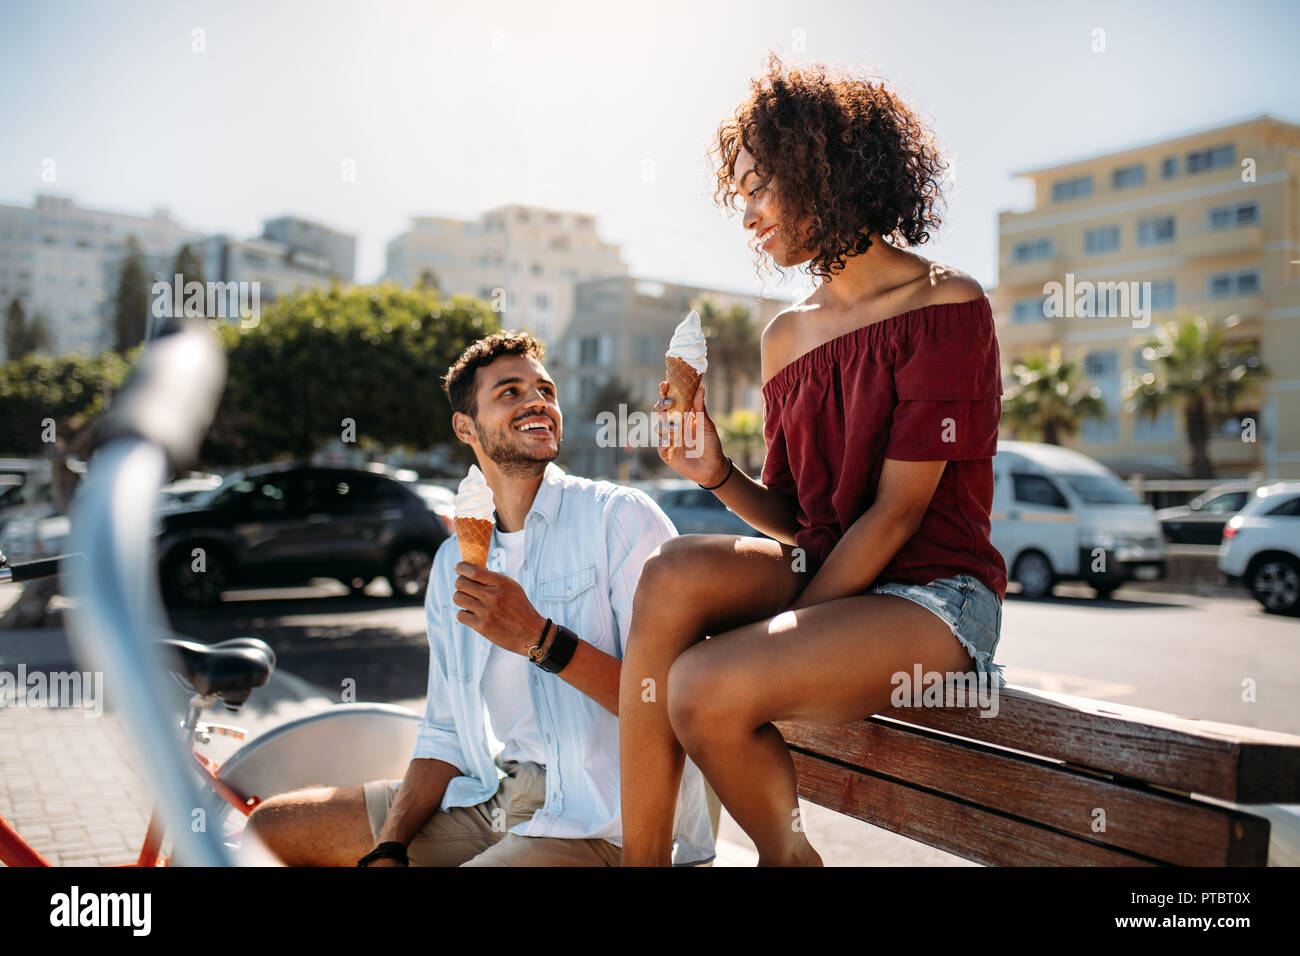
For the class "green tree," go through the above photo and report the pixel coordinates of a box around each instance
[171,243,205,300]
[715,408,764,474]
[114,234,150,350]
[0,350,133,456]
[5,298,28,361]
[698,300,760,415]
[1001,350,1108,445]
[2,300,53,360]
[201,283,499,465]
[416,268,441,294]
[1125,315,1266,478]
[26,312,53,355]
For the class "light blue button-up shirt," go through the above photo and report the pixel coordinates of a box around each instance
[412,462,716,865]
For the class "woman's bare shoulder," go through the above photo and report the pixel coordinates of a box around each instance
[910,262,985,309]
[760,294,818,385]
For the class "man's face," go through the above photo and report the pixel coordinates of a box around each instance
[458,353,562,476]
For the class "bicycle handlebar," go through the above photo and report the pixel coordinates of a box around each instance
[91,319,227,472]
[0,554,83,584]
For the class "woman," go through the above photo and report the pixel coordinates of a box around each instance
[617,52,1008,866]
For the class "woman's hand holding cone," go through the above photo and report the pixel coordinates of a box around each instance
[654,380,728,486]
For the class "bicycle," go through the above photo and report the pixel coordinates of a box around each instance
[0,320,426,867]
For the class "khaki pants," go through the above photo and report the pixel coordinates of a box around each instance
[362,760,622,867]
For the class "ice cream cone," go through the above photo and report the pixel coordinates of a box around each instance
[455,517,493,567]
[664,355,702,460]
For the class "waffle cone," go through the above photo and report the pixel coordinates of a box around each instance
[455,517,493,567]
[664,355,703,460]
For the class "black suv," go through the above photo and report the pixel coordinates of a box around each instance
[157,464,447,606]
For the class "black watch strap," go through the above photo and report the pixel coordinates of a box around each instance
[357,841,409,867]
[534,623,579,673]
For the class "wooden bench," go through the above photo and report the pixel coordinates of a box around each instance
[770,683,1300,866]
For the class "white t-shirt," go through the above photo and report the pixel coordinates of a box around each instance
[480,527,548,767]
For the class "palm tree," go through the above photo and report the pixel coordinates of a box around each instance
[1001,350,1108,445]
[1125,315,1265,478]
[697,300,760,415]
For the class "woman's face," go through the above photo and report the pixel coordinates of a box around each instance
[733,147,813,267]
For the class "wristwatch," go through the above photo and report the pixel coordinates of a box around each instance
[531,623,579,674]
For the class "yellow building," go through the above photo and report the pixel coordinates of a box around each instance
[994,114,1300,479]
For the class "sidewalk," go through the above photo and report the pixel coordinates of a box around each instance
[0,624,337,866]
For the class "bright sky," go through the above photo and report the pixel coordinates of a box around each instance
[2,0,1297,304]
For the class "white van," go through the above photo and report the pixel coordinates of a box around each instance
[991,441,1166,599]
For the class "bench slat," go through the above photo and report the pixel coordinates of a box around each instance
[879,683,1300,803]
[789,750,1158,866]
[778,719,1271,866]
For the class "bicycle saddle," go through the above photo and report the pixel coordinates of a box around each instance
[161,636,276,706]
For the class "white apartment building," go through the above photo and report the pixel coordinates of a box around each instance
[384,204,629,343]
[197,216,355,303]
[0,194,200,356]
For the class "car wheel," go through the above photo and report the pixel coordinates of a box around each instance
[388,546,434,602]
[1013,550,1054,600]
[1250,556,1300,615]
[163,547,228,607]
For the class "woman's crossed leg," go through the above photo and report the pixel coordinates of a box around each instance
[618,533,805,866]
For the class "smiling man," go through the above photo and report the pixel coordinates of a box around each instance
[246,331,715,867]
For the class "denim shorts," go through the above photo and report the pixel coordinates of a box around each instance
[866,574,1006,690]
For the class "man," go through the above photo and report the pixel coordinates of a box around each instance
[247,331,715,866]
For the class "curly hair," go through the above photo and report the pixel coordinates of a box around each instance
[709,50,948,281]
[442,330,546,418]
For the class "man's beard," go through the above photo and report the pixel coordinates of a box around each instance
[474,419,560,478]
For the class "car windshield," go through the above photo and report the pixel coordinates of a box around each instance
[1059,473,1141,505]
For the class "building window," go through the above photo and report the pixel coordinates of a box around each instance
[1084,350,1118,378]
[530,262,543,275]
[1134,410,1175,442]
[1207,269,1260,299]
[1137,215,1176,247]
[1084,226,1120,256]
[1161,156,1178,179]
[1111,164,1146,189]
[1142,279,1176,311]
[1206,201,1259,231]
[1011,237,1054,263]
[533,292,551,311]
[579,337,600,365]
[1011,297,1048,323]
[1051,176,1094,202]
[1186,144,1234,174]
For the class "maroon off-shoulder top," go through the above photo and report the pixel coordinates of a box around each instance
[760,295,1008,600]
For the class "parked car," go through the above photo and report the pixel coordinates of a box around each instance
[990,441,1166,599]
[1219,481,1300,615]
[158,474,225,511]
[411,481,457,534]
[648,479,760,537]
[155,464,448,606]
[1158,481,1256,544]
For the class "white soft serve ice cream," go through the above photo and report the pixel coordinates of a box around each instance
[454,464,495,520]
[666,309,708,374]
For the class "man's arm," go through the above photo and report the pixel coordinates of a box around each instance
[453,560,623,715]
[364,549,470,864]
